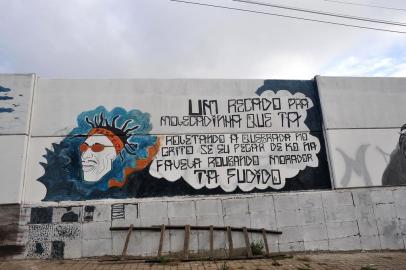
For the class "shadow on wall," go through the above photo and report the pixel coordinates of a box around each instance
[383,124,406,186]
[0,204,24,257]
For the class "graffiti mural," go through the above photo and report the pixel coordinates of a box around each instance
[36,80,331,201]
[38,106,159,201]
[150,90,322,191]
[382,124,406,186]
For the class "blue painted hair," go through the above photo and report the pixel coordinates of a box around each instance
[38,106,158,201]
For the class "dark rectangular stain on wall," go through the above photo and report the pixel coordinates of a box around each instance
[0,204,24,257]
[51,241,65,259]
[30,207,53,224]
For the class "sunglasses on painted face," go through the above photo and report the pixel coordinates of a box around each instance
[80,143,113,153]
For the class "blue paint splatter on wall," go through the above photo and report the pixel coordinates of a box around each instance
[38,106,159,201]
[0,86,11,93]
[0,85,14,113]
[0,108,14,113]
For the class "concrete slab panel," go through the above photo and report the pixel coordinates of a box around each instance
[139,217,168,227]
[358,219,379,237]
[303,224,328,242]
[326,221,359,239]
[222,198,249,216]
[249,213,277,229]
[82,221,111,240]
[299,207,325,225]
[169,230,199,254]
[168,201,196,218]
[379,233,404,250]
[196,215,224,226]
[82,238,112,257]
[0,74,35,135]
[304,240,328,251]
[169,216,197,226]
[324,205,356,222]
[112,230,170,256]
[360,235,381,250]
[274,194,299,210]
[297,192,323,209]
[90,204,111,222]
[196,199,223,217]
[247,195,274,213]
[0,135,28,204]
[354,204,375,223]
[140,201,168,219]
[197,230,227,253]
[370,189,395,204]
[352,189,374,207]
[316,76,406,129]
[277,226,304,244]
[223,215,250,227]
[325,129,398,188]
[63,239,82,259]
[278,241,305,252]
[394,188,406,206]
[394,189,406,219]
[328,236,361,251]
[373,204,397,221]
[275,209,299,227]
[322,191,353,207]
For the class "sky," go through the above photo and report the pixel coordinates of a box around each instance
[0,0,405,79]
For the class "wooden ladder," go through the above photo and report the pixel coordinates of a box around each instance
[112,225,282,261]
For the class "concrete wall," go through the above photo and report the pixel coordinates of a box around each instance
[2,75,406,259]
[24,79,331,203]
[18,186,406,259]
[0,74,35,204]
[0,74,35,258]
[316,76,406,188]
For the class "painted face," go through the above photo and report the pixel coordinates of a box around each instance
[80,135,117,182]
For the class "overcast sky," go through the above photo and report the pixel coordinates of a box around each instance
[0,0,405,79]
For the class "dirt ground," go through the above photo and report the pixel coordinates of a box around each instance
[1,251,406,270]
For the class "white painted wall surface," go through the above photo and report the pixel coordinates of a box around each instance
[0,135,28,204]
[316,76,406,130]
[0,74,35,135]
[316,76,406,188]
[325,129,399,188]
[0,74,35,204]
[24,137,60,203]
[31,79,315,135]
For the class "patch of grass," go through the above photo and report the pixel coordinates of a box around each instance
[250,240,264,256]
[220,261,230,270]
[157,255,170,265]
[360,266,377,270]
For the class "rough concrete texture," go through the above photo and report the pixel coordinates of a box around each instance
[3,251,406,270]
[316,76,406,129]
[10,186,406,259]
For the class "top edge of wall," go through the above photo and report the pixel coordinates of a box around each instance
[315,76,406,130]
